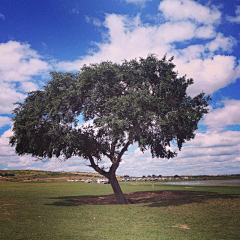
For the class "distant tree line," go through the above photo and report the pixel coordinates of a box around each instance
[0,172,15,177]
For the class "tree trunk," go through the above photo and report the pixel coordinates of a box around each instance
[108,174,129,204]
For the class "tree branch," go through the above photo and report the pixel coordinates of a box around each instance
[110,139,118,158]
[88,154,108,177]
[116,140,131,164]
[96,144,112,161]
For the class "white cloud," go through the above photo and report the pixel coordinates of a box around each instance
[2,127,240,175]
[157,21,197,43]
[195,25,216,39]
[118,130,240,176]
[0,116,11,128]
[0,41,52,114]
[175,55,240,96]
[34,157,95,173]
[57,14,172,71]
[202,99,240,131]
[57,14,213,71]
[1,1,240,176]
[175,131,240,174]
[188,131,240,149]
[226,5,240,23]
[0,128,96,171]
[20,81,38,92]
[57,10,240,98]
[172,33,239,95]
[158,0,221,24]
[207,33,236,53]
[174,44,205,62]
[0,129,15,157]
[0,41,51,82]
[0,82,25,114]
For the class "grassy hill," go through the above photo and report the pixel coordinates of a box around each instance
[0,170,122,181]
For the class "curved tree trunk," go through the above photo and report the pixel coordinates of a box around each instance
[108,174,129,204]
[88,153,130,204]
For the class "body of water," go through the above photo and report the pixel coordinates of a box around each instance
[165,179,240,186]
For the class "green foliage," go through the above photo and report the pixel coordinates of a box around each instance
[10,54,210,174]
[0,170,65,178]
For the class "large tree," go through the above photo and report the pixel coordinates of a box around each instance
[10,55,210,204]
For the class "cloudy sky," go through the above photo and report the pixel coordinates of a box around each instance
[0,0,240,176]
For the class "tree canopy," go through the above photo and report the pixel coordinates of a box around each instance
[10,55,210,204]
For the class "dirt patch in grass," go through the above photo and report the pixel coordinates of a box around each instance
[171,224,190,230]
[72,191,186,205]
[48,190,239,207]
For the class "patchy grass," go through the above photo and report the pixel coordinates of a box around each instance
[0,181,239,240]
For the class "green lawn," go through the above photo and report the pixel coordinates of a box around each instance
[0,181,239,240]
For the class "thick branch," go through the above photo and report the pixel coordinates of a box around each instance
[90,137,112,160]
[117,140,131,163]
[109,160,120,174]
[103,140,132,176]
[110,139,118,159]
[100,148,112,161]
[88,154,108,177]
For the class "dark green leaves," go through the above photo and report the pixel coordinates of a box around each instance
[10,54,210,162]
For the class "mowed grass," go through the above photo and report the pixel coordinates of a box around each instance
[0,181,240,240]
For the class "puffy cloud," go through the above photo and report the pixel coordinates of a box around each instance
[33,157,95,173]
[1,1,240,176]
[172,33,239,95]
[174,44,205,62]
[0,41,50,81]
[0,82,25,114]
[174,131,240,174]
[118,131,240,176]
[57,13,217,71]
[57,14,171,71]
[158,0,221,24]
[57,10,240,98]
[156,21,197,43]
[2,126,240,175]
[206,33,236,53]
[0,41,50,82]
[187,131,240,149]
[0,129,16,162]
[202,99,240,131]
[173,33,236,62]
[0,41,52,114]
[175,55,240,96]
[20,81,38,92]
[195,25,216,39]
[0,128,94,171]
[0,116,11,128]
[226,5,240,23]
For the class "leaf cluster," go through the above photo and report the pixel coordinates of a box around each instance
[10,55,210,163]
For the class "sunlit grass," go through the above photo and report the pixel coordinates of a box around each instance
[0,181,239,240]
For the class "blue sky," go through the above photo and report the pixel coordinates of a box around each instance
[0,0,240,176]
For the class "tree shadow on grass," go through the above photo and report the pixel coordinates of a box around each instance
[46,190,239,207]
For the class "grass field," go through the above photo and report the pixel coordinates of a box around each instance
[1,180,240,240]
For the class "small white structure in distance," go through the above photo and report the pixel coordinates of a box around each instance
[96,178,109,184]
